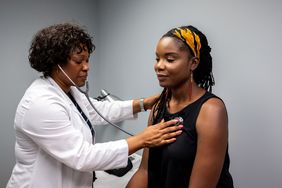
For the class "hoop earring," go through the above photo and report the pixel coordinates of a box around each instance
[188,72,193,101]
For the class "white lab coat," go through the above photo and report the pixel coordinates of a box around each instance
[7,77,134,188]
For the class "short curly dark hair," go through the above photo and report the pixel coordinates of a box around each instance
[28,23,95,77]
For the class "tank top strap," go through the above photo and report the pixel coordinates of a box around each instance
[161,92,221,131]
[188,91,221,128]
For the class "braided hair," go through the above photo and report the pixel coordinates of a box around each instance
[152,25,214,124]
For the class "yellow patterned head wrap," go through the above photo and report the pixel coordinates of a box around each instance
[173,28,201,59]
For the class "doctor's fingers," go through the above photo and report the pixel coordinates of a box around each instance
[158,125,183,142]
[154,119,183,135]
[154,119,183,130]
[144,125,183,147]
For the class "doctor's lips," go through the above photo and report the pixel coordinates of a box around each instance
[156,74,168,80]
[79,75,88,79]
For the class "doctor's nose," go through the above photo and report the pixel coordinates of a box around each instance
[82,62,90,71]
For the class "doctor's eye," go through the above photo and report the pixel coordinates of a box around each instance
[75,61,82,64]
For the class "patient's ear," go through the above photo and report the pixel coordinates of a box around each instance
[190,57,199,71]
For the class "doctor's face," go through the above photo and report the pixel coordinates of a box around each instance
[59,47,90,89]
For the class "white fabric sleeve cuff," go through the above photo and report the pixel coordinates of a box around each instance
[90,139,129,170]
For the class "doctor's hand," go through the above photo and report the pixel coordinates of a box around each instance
[132,94,160,114]
[126,119,183,155]
[143,94,160,111]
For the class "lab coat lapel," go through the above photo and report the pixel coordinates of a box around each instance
[70,87,90,120]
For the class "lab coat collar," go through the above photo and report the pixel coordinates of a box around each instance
[46,76,73,105]
[46,76,91,124]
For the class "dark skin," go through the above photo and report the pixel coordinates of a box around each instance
[51,45,184,155]
[52,47,90,93]
[127,37,228,188]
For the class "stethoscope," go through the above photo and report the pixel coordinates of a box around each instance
[58,65,134,136]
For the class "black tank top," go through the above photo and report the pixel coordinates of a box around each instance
[148,92,233,188]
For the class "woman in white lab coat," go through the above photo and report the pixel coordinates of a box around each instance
[6,23,183,188]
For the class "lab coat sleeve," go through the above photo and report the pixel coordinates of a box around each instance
[20,96,129,171]
[85,97,135,125]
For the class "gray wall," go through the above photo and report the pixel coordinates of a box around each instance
[1,0,282,187]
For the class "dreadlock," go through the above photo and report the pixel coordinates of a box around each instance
[152,25,214,124]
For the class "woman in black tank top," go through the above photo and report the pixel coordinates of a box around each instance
[127,25,233,188]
